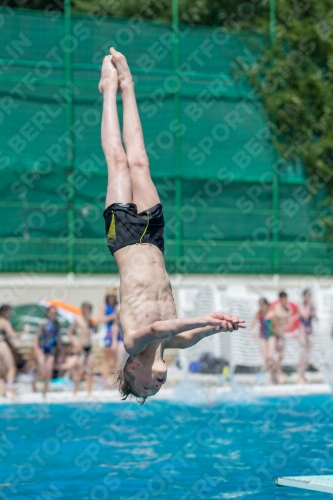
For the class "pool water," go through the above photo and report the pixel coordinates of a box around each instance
[1,394,333,499]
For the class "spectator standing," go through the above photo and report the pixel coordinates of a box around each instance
[298,289,317,384]
[0,304,28,399]
[33,306,61,397]
[113,305,127,380]
[99,287,118,387]
[67,302,96,396]
[272,292,293,384]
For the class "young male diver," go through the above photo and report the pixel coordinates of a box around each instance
[99,48,246,403]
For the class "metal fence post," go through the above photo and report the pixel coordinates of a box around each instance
[272,172,280,273]
[269,0,276,43]
[64,0,75,272]
[270,0,279,272]
[172,0,182,271]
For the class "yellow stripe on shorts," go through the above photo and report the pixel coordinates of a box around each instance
[107,212,116,243]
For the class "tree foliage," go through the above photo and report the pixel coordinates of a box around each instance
[246,0,333,233]
[4,0,269,29]
[4,0,333,232]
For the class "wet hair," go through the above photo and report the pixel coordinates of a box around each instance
[117,355,147,405]
[279,291,287,299]
[0,304,12,317]
[81,302,93,311]
[259,298,270,307]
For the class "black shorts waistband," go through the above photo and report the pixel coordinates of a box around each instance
[103,203,162,218]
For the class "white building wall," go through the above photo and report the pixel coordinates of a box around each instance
[1,273,332,372]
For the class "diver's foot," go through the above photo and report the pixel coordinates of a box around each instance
[98,55,119,94]
[109,47,133,91]
[277,372,286,385]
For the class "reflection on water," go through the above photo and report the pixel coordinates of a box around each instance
[1,392,333,499]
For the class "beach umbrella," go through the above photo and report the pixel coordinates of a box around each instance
[11,303,71,335]
[11,300,98,335]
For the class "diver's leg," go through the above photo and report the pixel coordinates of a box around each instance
[99,54,132,207]
[110,48,160,212]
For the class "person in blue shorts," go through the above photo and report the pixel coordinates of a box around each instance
[33,306,61,396]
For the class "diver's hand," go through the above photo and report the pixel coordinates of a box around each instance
[205,312,246,332]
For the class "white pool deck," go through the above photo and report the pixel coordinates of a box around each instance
[0,379,331,405]
[277,475,333,494]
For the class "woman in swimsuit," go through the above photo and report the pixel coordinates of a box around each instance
[298,289,317,384]
[99,287,119,387]
[251,298,277,384]
[33,306,61,396]
[0,304,28,399]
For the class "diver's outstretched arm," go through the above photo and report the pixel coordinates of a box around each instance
[165,316,249,349]
[124,313,245,355]
[164,326,223,350]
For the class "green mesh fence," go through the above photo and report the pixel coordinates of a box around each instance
[0,7,331,274]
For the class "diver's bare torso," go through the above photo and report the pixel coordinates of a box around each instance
[115,243,177,343]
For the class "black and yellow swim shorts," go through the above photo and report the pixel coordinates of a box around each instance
[103,203,165,256]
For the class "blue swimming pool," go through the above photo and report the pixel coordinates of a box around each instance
[1,393,333,499]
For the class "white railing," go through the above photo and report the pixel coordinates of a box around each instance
[177,284,333,378]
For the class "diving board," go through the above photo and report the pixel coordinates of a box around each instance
[276,476,333,494]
